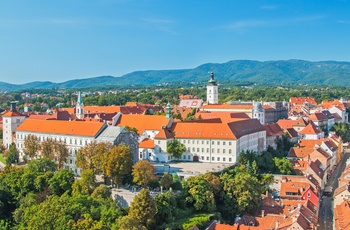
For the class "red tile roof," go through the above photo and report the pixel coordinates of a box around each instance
[155,128,174,139]
[299,139,324,148]
[173,119,265,140]
[2,110,24,117]
[195,112,250,122]
[290,97,317,105]
[299,122,321,135]
[288,147,314,158]
[334,200,350,230]
[280,181,310,197]
[139,138,154,148]
[263,123,284,137]
[207,222,239,230]
[16,119,105,137]
[116,114,170,135]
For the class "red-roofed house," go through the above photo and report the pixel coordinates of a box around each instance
[299,122,324,140]
[171,118,266,164]
[15,119,138,175]
[334,183,350,207]
[334,200,350,230]
[264,123,284,149]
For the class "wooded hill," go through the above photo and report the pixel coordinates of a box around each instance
[2,59,350,91]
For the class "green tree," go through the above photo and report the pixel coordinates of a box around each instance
[132,160,156,188]
[117,215,147,230]
[76,141,111,174]
[160,172,173,189]
[0,181,15,221]
[226,170,263,214]
[273,157,294,175]
[331,122,350,142]
[40,138,56,160]
[204,172,222,199]
[128,189,156,229]
[183,175,216,212]
[27,157,56,173]
[91,185,111,200]
[54,140,69,169]
[72,169,97,195]
[166,139,186,159]
[154,190,178,225]
[5,143,19,165]
[49,169,75,196]
[23,134,40,159]
[101,144,133,187]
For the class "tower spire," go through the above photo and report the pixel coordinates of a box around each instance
[166,101,172,118]
[77,91,83,105]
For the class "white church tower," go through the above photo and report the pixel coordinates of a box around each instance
[207,72,218,104]
[76,91,84,119]
[252,101,265,125]
[2,102,25,149]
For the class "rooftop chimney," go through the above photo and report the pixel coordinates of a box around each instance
[275,220,279,229]
[262,210,265,217]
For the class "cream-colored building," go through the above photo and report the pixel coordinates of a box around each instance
[153,118,266,164]
[2,103,26,149]
[15,119,138,175]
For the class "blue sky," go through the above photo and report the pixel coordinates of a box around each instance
[1,0,350,84]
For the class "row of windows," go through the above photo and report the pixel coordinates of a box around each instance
[201,156,233,162]
[17,133,91,146]
[180,139,232,146]
[187,147,232,154]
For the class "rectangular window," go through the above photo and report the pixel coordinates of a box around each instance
[229,149,232,154]
[187,147,190,152]
[188,155,191,160]
[192,140,194,144]
[212,141,214,145]
[158,141,161,144]
[202,141,204,144]
[212,157,214,161]
[201,156,204,160]
[207,156,209,161]
[183,155,186,159]
[223,157,226,162]
[223,149,226,154]
[223,142,226,145]
[202,148,204,152]
[217,157,220,161]
[217,141,220,145]
[212,149,215,153]
[217,149,220,153]
[229,158,232,162]
[192,147,195,152]
[207,141,209,144]
[229,142,232,146]
[140,154,142,158]
[149,152,151,157]
[197,148,200,152]
[207,148,209,153]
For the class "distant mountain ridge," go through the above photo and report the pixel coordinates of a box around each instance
[2,59,350,91]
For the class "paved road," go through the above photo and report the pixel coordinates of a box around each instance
[319,151,350,230]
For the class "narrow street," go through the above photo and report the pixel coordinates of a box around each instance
[318,151,350,230]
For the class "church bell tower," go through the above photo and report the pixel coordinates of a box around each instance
[206,72,218,104]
